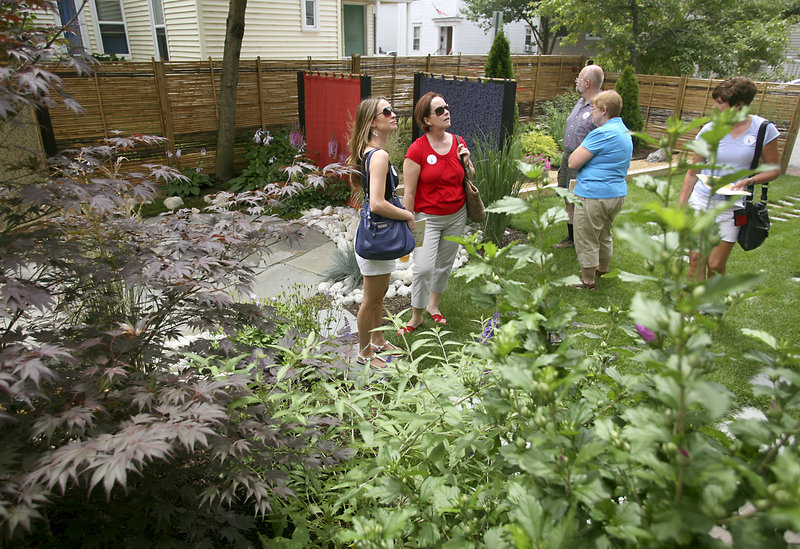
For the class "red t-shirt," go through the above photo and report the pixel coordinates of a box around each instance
[405,133,466,216]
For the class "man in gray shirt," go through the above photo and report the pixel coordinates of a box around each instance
[553,64,604,248]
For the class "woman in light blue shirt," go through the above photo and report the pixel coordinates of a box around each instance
[567,90,633,289]
[678,77,780,280]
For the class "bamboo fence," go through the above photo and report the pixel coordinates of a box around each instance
[44,54,800,174]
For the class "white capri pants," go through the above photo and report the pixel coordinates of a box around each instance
[411,205,467,309]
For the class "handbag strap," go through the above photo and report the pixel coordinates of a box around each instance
[456,135,469,176]
[360,148,395,202]
[746,119,770,204]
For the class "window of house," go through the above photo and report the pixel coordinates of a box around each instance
[93,0,129,55]
[149,0,168,60]
[413,25,420,50]
[57,0,86,53]
[303,0,318,29]
[524,27,533,52]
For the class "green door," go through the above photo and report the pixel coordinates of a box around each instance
[343,4,365,56]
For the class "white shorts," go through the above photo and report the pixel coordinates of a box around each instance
[687,190,742,243]
[355,250,396,276]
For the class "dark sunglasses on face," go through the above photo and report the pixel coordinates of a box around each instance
[432,104,450,116]
[380,106,395,117]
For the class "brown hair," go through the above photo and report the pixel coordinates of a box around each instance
[712,77,757,107]
[591,90,623,119]
[346,96,385,167]
[414,91,443,133]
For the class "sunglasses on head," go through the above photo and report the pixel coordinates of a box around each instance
[432,104,450,116]
[379,106,395,117]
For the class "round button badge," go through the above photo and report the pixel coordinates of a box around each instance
[582,111,591,119]
[426,154,437,165]
[744,135,756,146]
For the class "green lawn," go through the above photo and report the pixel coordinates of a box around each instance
[392,174,800,406]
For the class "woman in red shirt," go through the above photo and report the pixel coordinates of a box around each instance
[399,92,474,333]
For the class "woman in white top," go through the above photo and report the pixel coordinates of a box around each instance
[678,77,780,280]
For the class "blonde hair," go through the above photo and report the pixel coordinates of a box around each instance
[346,97,385,167]
[591,90,623,119]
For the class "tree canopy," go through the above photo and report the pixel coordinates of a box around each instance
[539,0,793,76]
[461,0,564,54]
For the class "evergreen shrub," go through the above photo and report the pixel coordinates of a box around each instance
[614,66,645,147]
[484,31,514,79]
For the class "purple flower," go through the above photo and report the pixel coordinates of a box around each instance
[477,312,501,344]
[635,323,656,343]
[328,138,338,158]
[290,129,305,150]
[200,148,206,157]
[175,148,182,158]
[253,129,263,144]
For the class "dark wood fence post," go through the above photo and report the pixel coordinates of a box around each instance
[256,57,266,129]
[390,54,398,106]
[208,56,218,123]
[92,66,108,138]
[674,74,689,121]
[151,58,175,164]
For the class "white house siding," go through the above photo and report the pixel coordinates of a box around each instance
[392,0,529,57]
[159,0,202,60]
[167,0,355,60]
[40,1,373,61]
[123,0,159,60]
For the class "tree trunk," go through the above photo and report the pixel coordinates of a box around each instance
[215,0,247,182]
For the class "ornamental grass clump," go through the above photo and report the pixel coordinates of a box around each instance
[471,132,524,245]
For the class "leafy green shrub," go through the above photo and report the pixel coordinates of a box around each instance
[485,31,514,79]
[231,287,336,353]
[615,65,645,146]
[228,129,302,192]
[518,131,559,167]
[539,89,581,149]
[165,164,215,197]
[260,107,800,548]
[385,116,412,172]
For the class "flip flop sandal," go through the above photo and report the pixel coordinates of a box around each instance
[371,341,404,355]
[565,281,596,290]
[355,354,387,368]
[397,322,423,335]
[430,313,447,324]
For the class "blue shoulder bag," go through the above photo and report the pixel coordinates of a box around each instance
[354,149,415,261]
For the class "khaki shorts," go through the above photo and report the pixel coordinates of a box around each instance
[573,196,626,269]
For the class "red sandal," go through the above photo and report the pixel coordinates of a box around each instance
[430,313,447,324]
[397,322,423,335]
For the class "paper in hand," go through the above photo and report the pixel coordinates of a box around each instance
[412,218,426,248]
